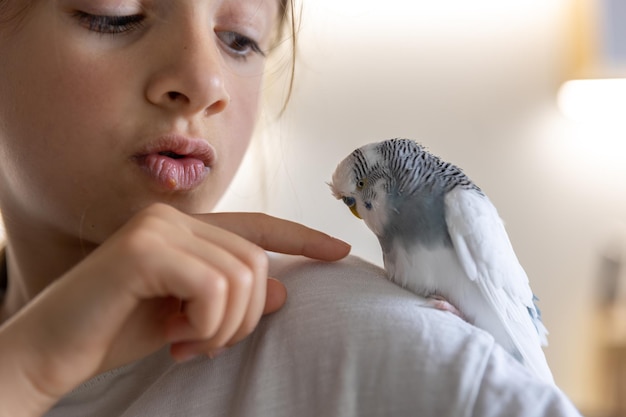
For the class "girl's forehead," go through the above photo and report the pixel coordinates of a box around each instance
[217,0,282,26]
[0,0,283,17]
[0,0,286,36]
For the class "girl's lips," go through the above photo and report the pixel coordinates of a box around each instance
[134,135,216,191]
[140,154,208,190]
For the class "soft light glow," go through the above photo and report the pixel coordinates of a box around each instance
[558,78,626,124]
[302,0,561,41]
[306,0,550,18]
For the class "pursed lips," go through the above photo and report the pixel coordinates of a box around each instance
[134,135,216,191]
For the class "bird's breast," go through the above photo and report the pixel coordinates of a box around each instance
[385,241,461,293]
[383,240,480,315]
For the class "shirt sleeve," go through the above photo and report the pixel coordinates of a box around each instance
[471,343,582,417]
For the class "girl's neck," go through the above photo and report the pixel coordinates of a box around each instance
[0,228,94,322]
[0,249,7,323]
[0,249,6,295]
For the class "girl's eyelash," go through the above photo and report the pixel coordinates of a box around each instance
[73,12,264,61]
[73,12,145,34]
[217,31,266,60]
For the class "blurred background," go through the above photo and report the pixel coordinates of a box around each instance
[217,0,626,415]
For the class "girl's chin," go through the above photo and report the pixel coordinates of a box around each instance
[73,194,219,241]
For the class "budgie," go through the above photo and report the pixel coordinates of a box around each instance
[329,138,554,384]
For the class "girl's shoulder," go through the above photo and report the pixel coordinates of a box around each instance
[48,255,580,417]
[267,253,480,346]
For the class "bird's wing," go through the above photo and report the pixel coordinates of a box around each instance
[444,187,553,383]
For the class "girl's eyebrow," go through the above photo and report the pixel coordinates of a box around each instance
[219,0,279,34]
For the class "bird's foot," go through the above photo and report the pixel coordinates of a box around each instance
[425,295,469,322]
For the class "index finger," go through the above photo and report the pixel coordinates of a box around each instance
[194,212,351,261]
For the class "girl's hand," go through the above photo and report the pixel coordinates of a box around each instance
[0,204,350,416]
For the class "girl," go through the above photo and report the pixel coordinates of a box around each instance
[0,1,582,416]
[0,0,348,413]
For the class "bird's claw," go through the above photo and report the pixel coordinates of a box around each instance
[425,295,469,322]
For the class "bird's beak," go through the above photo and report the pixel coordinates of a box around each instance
[349,205,362,219]
[341,195,362,219]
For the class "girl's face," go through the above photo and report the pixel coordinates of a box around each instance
[0,0,278,244]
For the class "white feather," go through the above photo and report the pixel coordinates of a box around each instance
[443,187,554,384]
[331,139,553,384]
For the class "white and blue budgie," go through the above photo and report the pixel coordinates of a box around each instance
[330,138,553,384]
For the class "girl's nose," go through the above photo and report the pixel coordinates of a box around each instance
[145,21,230,117]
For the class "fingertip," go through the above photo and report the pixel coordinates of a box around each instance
[263,278,287,315]
[170,342,202,363]
[329,237,352,260]
[308,236,351,261]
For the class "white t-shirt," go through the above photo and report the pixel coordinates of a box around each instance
[45,255,581,417]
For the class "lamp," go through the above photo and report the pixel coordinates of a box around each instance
[558,0,626,124]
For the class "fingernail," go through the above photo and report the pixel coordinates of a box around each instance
[207,348,227,360]
[333,237,351,250]
[173,350,202,364]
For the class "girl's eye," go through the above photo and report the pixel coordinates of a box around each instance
[217,31,265,60]
[74,12,144,34]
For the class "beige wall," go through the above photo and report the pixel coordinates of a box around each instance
[218,0,626,412]
[0,0,618,412]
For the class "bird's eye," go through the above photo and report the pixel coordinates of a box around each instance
[357,179,367,189]
[342,196,356,208]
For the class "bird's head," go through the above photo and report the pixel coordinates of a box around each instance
[329,142,392,237]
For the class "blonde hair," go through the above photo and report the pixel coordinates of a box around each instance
[273,0,299,115]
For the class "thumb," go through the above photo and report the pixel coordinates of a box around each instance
[263,278,287,315]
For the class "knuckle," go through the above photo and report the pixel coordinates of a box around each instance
[255,213,273,247]
[126,205,172,234]
[114,234,161,296]
[239,315,261,337]
[255,212,272,224]
[141,202,177,217]
[194,280,226,339]
[245,244,268,273]
[118,227,159,258]
[204,329,229,350]
[194,274,228,338]
[199,326,218,341]
[118,204,182,253]
[205,273,228,299]
[229,264,254,291]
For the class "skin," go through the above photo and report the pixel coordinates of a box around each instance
[0,1,350,416]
